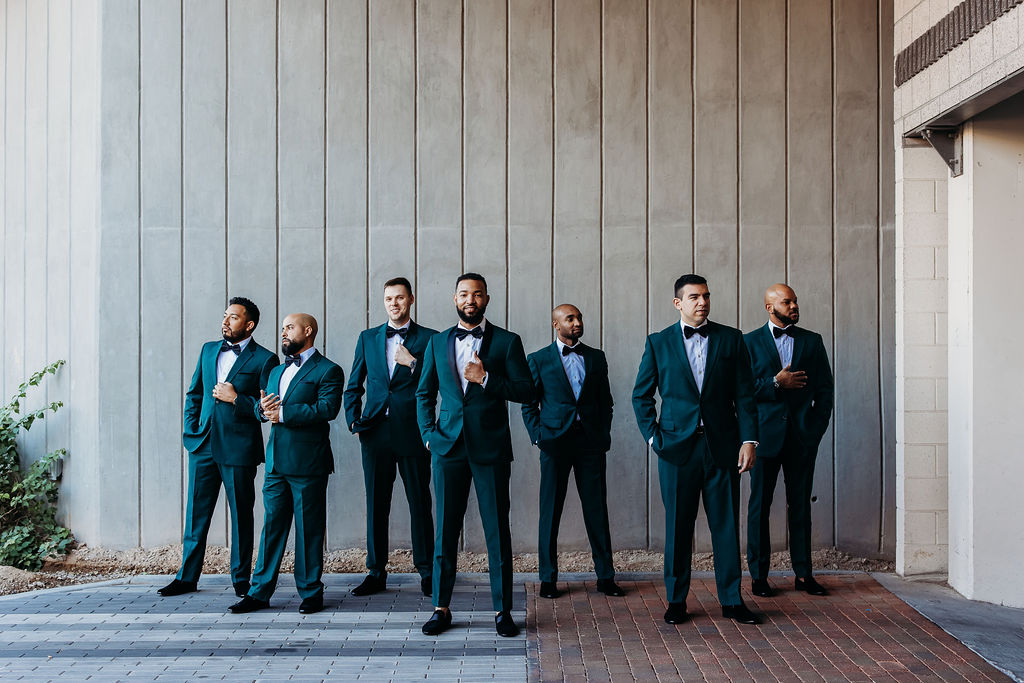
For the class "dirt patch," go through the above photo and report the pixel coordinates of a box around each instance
[0,545,893,597]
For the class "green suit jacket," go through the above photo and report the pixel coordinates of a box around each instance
[521,342,613,453]
[342,321,437,454]
[182,339,279,466]
[743,323,834,458]
[416,322,534,464]
[632,320,758,469]
[260,350,345,477]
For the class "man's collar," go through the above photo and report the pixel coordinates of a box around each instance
[555,337,581,352]
[679,319,708,331]
[293,345,317,362]
[223,336,253,350]
[457,318,486,333]
[387,319,411,331]
[767,320,792,331]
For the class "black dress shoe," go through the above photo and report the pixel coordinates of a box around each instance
[795,576,828,596]
[495,611,519,637]
[232,581,251,598]
[421,576,432,597]
[539,581,563,599]
[157,579,197,597]
[299,593,324,614]
[751,578,775,598]
[351,575,386,597]
[421,609,452,635]
[596,579,626,597]
[722,603,763,625]
[229,595,269,614]
[663,602,689,624]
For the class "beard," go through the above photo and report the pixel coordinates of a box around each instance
[456,302,486,326]
[222,328,245,343]
[772,305,798,327]
[281,338,301,356]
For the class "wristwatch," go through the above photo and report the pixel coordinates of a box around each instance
[772,377,780,390]
[409,358,417,373]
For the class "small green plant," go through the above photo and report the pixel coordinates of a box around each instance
[0,360,74,570]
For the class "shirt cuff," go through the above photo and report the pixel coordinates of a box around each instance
[742,440,757,446]
[278,406,286,423]
[648,436,654,446]
[481,372,489,388]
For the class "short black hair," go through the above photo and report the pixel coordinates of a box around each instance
[673,274,708,298]
[456,272,487,293]
[383,277,413,297]
[228,297,260,327]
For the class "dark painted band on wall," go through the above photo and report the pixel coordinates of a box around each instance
[895,0,1023,87]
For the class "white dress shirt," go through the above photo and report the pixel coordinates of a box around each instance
[216,336,252,383]
[277,345,317,423]
[680,320,708,392]
[555,338,585,400]
[386,321,410,378]
[768,321,794,368]
[455,319,488,392]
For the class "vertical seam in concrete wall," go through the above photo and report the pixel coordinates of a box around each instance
[412,0,418,316]
[829,0,837,545]
[44,0,51,448]
[874,0,885,554]
[136,0,143,544]
[550,0,555,316]
[735,0,741,326]
[275,0,281,326]
[504,0,509,324]
[460,0,465,276]
[323,0,328,342]
[644,0,650,549]
[694,0,704,281]
[178,0,185,519]
[1,0,6,397]
[364,0,370,327]
[784,0,790,282]
[599,0,605,345]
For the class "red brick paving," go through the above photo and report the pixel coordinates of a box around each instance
[526,574,1011,682]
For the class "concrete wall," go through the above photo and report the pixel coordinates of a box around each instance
[947,93,1024,608]
[1,0,895,557]
[895,140,949,575]
[1,0,103,542]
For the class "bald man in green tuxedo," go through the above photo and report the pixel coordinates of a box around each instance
[229,313,344,616]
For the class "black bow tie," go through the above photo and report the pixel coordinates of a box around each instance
[455,326,484,340]
[683,325,708,339]
[284,355,302,368]
[221,342,242,355]
[773,326,794,339]
[386,326,408,339]
[562,344,582,356]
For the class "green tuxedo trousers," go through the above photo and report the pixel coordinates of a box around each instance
[658,442,743,606]
[361,424,434,581]
[177,447,256,586]
[248,471,328,601]
[747,427,817,580]
[432,441,513,612]
[538,442,614,583]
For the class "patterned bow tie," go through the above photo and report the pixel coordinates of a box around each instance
[562,344,582,356]
[386,326,408,339]
[773,326,794,338]
[455,326,484,340]
[221,342,242,355]
[683,325,709,339]
[284,355,302,368]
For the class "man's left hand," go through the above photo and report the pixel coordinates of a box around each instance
[464,351,487,384]
[737,443,756,474]
[213,382,238,404]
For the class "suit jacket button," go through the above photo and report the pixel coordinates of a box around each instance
[782,415,788,421]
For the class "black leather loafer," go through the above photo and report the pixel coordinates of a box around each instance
[422,609,453,635]
[539,581,563,599]
[596,579,626,597]
[157,579,197,597]
[722,603,763,625]
[298,592,324,614]
[795,576,828,596]
[664,602,689,624]
[351,575,386,597]
[751,578,775,598]
[229,595,270,614]
[495,611,519,637]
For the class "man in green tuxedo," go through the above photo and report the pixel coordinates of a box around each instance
[521,304,624,600]
[416,273,534,638]
[160,297,278,599]
[229,313,344,615]
[744,284,834,598]
[632,274,762,626]
[344,277,437,598]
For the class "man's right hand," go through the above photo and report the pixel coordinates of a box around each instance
[775,364,807,390]
[260,389,282,412]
